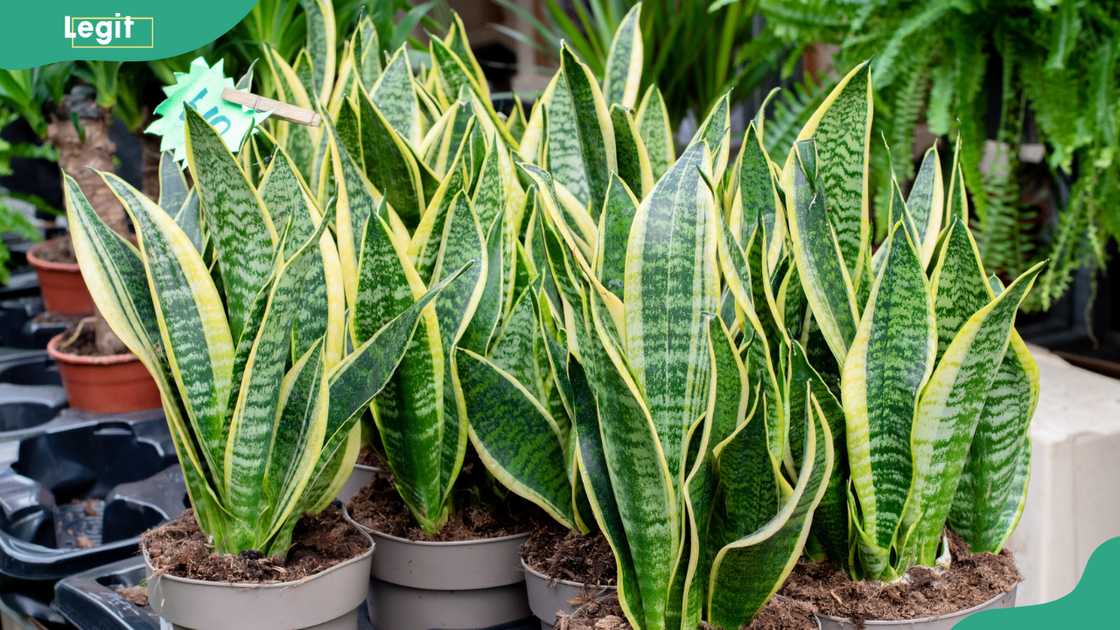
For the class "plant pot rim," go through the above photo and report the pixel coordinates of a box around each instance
[141,510,374,590]
[520,556,615,591]
[47,332,139,366]
[815,582,1019,626]
[27,242,80,273]
[357,520,529,548]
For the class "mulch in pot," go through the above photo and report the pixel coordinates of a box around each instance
[142,505,368,584]
[779,531,1020,622]
[32,236,77,264]
[555,592,816,629]
[522,518,617,587]
[346,464,532,542]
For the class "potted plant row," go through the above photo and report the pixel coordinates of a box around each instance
[67,5,1040,630]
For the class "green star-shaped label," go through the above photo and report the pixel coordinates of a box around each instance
[145,57,270,165]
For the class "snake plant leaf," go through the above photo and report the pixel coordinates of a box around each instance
[603,3,643,109]
[930,218,992,361]
[357,86,431,224]
[430,37,485,106]
[445,13,489,100]
[784,61,873,280]
[548,45,617,212]
[353,16,381,89]
[708,394,834,629]
[569,358,647,627]
[461,212,507,354]
[335,101,365,173]
[412,166,467,283]
[158,151,189,212]
[842,227,935,576]
[580,289,678,630]
[184,107,276,342]
[906,147,945,267]
[299,0,336,104]
[65,173,228,537]
[224,219,335,545]
[172,191,204,254]
[267,47,321,181]
[950,330,1037,553]
[636,86,675,181]
[458,348,576,529]
[506,96,528,141]
[902,262,1043,566]
[101,172,235,481]
[490,287,541,391]
[788,342,848,564]
[945,138,969,226]
[624,143,719,482]
[263,339,325,517]
[679,317,752,628]
[686,92,731,184]
[596,174,640,298]
[735,122,785,271]
[422,98,473,177]
[786,139,860,365]
[610,104,655,198]
[371,46,422,147]
[326,118,382,306]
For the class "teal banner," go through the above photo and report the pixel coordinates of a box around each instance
[1,1,258,69]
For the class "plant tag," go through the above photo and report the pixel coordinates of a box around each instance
[145,57,270,165]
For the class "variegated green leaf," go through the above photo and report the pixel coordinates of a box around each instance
[610,104,654,197]
[949,330,1037,553]
[901,262,1043,566]
[371,46,422,146]
[596,174,639,298]
[708,395,834,628]
[842,227,935,578]
[357,86,429,223]
[299,0,336,104]
[930,218,991,360]
[906,146,944,267]
[158,151,189,212]
[786,140,860,365]
[624,143,719,481]
[686,92,731,183]
[184,107,276,341]
[636,86,675,181]
[734,123,784,270]
[603,3,643,109]
[458,348,575,528]
[101,172,234,488]
[784,62,872,280]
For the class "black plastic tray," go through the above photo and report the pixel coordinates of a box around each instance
[53,556,159,630]
[0,297,69,350]
[0,415,182,582]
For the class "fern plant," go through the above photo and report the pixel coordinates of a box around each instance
[760,0,1120,312]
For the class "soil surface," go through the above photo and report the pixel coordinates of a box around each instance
[779,532,1020,622]
[114,585,149,607]
[142,506,369,583]
[33,236,77,264]
[356,446,382,467]
[522,519,617,587]
[346,468,531,542]
[56,317,128,356]
[556,593,629,630]
[555,592,815,629]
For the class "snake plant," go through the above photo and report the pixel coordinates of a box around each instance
[64,104,462,557]
[777,64,1043,581]
[451,16,835,629]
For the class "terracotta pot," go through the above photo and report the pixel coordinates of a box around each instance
[27,242,95,316]
[47,333,162,414]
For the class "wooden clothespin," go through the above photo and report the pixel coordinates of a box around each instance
[221,88,321,127]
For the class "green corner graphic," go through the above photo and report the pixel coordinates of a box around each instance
[959,537,1120,628]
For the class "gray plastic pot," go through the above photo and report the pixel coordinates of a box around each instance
[815,585,1017,630]
[522,558,615,630]
[335,464,378,503]
[360,525,531,630]
[143,514,374,630]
